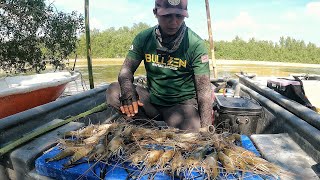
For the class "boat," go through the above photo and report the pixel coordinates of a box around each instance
[239,73,320,113]
[0,77,319,180]
[291,73,320,81]
[0,71,80,119]
[290,74,320,112]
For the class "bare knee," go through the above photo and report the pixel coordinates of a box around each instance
[106,82,121,108]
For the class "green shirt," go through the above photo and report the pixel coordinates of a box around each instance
[127,26,209,106]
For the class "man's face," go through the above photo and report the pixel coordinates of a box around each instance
[156,13,185,36]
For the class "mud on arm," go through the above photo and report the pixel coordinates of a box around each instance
[194,74,212,127]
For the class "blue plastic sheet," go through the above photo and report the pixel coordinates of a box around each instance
[241,135,261,157]
[35,147,106,180]
[35,135,272,180]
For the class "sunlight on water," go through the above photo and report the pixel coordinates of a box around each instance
[75,63,320,86]
[76,65,146,85]
[217,64,320,78]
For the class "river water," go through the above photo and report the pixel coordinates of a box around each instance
[76,63,320,86]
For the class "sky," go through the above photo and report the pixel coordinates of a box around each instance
[51,0,320,46]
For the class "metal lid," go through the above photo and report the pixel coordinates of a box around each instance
[215,95,262,114]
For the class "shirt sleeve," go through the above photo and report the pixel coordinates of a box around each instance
[126,33,144,61]
[192,40,210,75]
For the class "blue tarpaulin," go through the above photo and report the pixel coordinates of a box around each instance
[35,135,277,180]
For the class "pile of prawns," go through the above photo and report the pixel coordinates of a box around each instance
[45,122,286,179]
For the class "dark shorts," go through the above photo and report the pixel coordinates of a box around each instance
[106,82,201,130]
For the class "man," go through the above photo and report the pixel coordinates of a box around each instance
[107,0,212,130]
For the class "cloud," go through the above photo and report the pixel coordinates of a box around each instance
[306,2,320,17]
[90,0,149,14]
[132,13,150,23]
[214,11,256,31]
[47,0,320,46]
[235,12,255,27]
[210,11,260,42]
[281,11,298,21]
[49,0,83,13]
[212,11,289,43]
[90,17,103,30]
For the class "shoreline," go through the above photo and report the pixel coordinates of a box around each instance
[76,58,320,68]
[215,59,320,68]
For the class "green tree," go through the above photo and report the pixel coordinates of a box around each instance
[75,23,150,58]
[214,36,320,64]
[0,0,84,73]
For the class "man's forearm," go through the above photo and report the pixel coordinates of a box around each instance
[118,58,141,95]
[195,74,212,127]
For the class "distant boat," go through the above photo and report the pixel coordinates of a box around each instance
[0,71,80,119]
[291,73,320,81]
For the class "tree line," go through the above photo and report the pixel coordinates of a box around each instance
[75,23,149,59]
[75,23,320,64]
[216,36,320,64]
[1,0,319,75]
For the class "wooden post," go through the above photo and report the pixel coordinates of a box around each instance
[85,0,94,89]
[205,0,217,78]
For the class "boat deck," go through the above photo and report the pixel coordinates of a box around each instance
[251,133,319,180]
[248,76,320,112]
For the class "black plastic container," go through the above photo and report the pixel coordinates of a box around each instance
[214,95,262,135]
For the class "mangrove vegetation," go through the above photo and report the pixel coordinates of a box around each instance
[0,0,84,73]
[75,23,320,64]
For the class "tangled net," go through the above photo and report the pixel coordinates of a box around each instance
[45,122,288,179]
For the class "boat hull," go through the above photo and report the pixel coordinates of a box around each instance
[0,84,319,179]
[0,83,67,119]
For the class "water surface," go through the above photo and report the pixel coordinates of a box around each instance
[77,64,320,86]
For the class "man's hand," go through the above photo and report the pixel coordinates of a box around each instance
[118,57,144,117]
[119,92,144,117]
